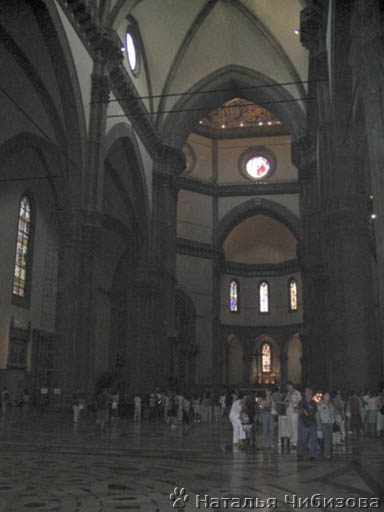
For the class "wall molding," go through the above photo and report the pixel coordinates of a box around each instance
[177,176,299,197]
[223,259,300,277]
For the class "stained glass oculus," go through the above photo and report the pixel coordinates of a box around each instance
[13,196,31,297]
[245,156,271,179]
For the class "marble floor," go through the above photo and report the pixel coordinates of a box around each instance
[0,410,383,511]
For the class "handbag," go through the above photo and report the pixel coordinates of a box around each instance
[332,422,340,432]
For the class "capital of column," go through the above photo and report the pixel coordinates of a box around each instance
[300,3,327,52]
[99,29,124,69]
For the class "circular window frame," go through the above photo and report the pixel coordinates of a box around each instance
[125,25,141,77]
[238,146,277,181]
[182,142,197,175]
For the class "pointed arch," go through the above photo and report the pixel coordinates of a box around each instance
[216,197,302,248]
[161,65,306,148]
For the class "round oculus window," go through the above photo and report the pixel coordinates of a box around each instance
[125,31,137,72]
[245,155,271,179]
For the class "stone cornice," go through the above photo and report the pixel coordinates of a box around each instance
[58,0,162,156]
[222,259,301,277]
[177,177,299,197]
[193,124,290,140]
[176,238,222,260]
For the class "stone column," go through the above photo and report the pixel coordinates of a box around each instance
[296,3,330,390]
[310,2,378,390]
[55,209,101,396]
[350,0,384,377]
[86,66,110,212]
[151,145,185,390]
[55,67,110,398]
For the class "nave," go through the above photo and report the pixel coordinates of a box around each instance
[0,411,382,511]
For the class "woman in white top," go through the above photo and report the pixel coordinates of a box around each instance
[229,397,246,446]
[317,392,336,459]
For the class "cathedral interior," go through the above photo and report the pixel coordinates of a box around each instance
[0,0,384,510]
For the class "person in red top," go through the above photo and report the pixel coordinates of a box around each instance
[348,391,363,437]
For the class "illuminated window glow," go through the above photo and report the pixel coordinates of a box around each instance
[262,343,271,372]
[245,156,271,179]
[259,281,269,313]
[125,32,137,72]
[230,280,239,312]
[13,197,31,297]
[289,278,298,311]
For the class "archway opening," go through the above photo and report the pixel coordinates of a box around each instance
[251,336,280,385]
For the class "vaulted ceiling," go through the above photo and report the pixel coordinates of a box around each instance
[108,0,309,133]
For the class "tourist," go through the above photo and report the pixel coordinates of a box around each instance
[347,391,363,437]
[213,394,221,422]
[192,394,201,422]
[111,390,120,420]
[297,387,319,461]
[366,390,379,437]
[183,394,191,425]
[1,387,10,415]
[229,395,246,447]
[201,392,212,423]
[261,389,277,448]
[219,391,227,419]
[240,395,255,448]
[317,392,336,459]
[95,388,109,429]
[331,390,345,444]
[134,393,141,422]
[148,392,157,422]
[175,392,184,423]
[377,390,384,437]
[284,381,301,448]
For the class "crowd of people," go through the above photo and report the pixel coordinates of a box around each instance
[2,383,384,461]
[229,383,384,460]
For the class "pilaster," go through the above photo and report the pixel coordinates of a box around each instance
[151,145,185,390]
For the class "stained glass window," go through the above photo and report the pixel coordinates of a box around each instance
[13,196,31,297]
[245,156,271,179]
[259,281,269,313]
[289,278,298,311]
[262,343,271,372]
[230,280,239,312]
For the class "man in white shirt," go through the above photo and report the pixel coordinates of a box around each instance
[284,381,301,448]
[134,394,141,422]
[229,396,246,446]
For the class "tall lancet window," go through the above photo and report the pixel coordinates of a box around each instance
[289,278,298,312]
[229,280,239,312]
[13,196,32,299]
[262,343,271,373]
[259,281,270,313]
